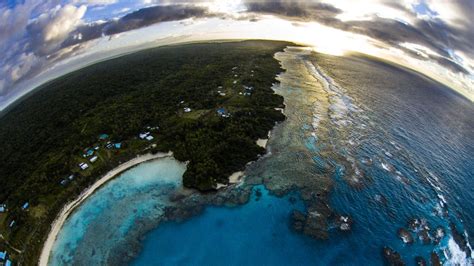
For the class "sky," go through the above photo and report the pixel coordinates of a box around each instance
[0,0,473,110]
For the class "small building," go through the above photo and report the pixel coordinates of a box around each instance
[60,179,68,186]
[0,204,6,213]
[68,174,75,181]
[90,156,98,163]
[22,202,29,210]
[184,107,192,113]
[94,145,100,151]
[9,220,15,228]
[83,148,94,158]
[217,108,226,116]
[106,142,113,149]
[79,162,89,170]
[145,135,154,141]
[139,132,150,139]
[114,143,122,149]
[217,108,230,118]
[99,133,109,140]
[217,90,226,96]
[0,251,6,260]
[5,259,12,266]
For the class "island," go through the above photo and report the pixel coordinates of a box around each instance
[0,40,291,264]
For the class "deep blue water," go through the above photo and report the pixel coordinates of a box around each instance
[50,47,474,265]
[132,186,314,266]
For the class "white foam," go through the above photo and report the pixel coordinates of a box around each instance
[381,162,394,172]
[303,60,361,129]
[443,237,472,265]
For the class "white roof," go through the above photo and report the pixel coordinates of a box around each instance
[139,132,150,139]
[80,163,89,170]
[146,135,154,141]
[90,156,98,163]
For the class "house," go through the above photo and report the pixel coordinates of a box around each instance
[217,108,226,116]
[114,143,122,149]
[106,141,113,149]
[90,156,98,163]
[145,135,154,141]
[0,204,6,213]
[22,202,29,210]
[94,145,100,151]
[99,133,109,140]
[5,259,12,266]
[79,162,89,170]
[139,132,150,139]
[9,220,15,228]
[83,148,94,157]
[184,107,192,113]
[217,108,230,118]
[0,251,6,260]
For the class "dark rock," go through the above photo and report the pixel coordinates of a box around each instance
[290,208,329,239]
[336,215,353,232]
[430,252,441,266]
[255,188,262,200]
[418,229,432,245]
[383,247,405,266]
[408,218,421,232]
[291,210,306,232]
[407,218,432,244]
[398,228,414,244]
[415,256,426,266]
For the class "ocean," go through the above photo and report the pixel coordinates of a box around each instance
[49,47,474,265]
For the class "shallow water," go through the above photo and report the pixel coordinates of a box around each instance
[50,47,474,265]
[49,157,186,265]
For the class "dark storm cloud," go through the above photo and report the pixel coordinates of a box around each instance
[243,0,473,74]
[62,5,212,47]
[245,0,342,24]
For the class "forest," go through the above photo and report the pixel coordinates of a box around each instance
[0,40,290,264]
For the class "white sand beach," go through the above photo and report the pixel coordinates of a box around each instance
[256,130,272,148]
[38,152,172,266]
[229,171,244,184]
[256,138,268,148]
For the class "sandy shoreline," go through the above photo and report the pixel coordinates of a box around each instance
[38,151,172,266]
[256,130,272,148]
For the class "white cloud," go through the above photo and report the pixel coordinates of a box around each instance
[39,5,87,43]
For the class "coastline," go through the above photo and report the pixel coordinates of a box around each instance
[38,151,173,266]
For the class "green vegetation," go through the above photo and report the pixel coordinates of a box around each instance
[0,40,290,264]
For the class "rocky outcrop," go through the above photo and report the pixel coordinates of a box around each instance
[383,247,405,266]
[398,228,414,244]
